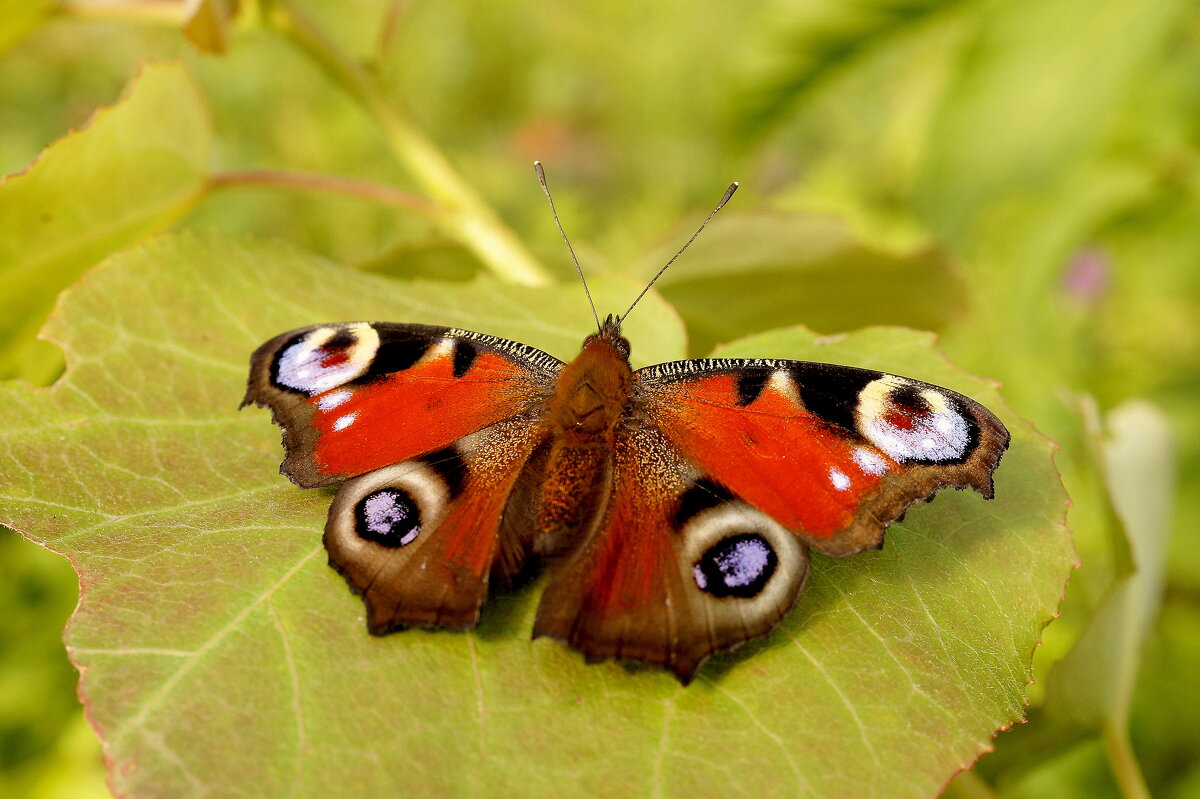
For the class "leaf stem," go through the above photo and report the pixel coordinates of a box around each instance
[207,169,441,220]
[1102,720,1151,799]
[263,0,553,286]
[51,0,182,24]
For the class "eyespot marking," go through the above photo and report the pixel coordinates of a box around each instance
[355,488,420,547]
[272,323,380,395]
[693,533,778,598]
[857,377,974,463]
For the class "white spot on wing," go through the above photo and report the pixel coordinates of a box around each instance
[427,339,456,361]
[853,448,888,476]
[829,468,851,491]
[318,390,353,410]
[332,412,357,432]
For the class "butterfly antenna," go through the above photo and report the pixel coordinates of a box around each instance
[620,180,739,324]
[535,161,602,333]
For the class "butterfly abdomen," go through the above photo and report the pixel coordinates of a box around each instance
[534,330,634,555]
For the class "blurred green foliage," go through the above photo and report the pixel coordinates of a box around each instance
[0,0,1196,796]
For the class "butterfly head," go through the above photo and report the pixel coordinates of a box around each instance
[583,313,631,359]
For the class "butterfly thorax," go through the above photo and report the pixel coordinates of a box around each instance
[547,323,632,436]
[533,323,633,554]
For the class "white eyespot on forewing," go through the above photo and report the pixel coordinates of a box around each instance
[857,376,971,463]
[678,500,807,636]
[326,459,453,554]
[274,323,381,395]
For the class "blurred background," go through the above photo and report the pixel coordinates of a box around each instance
[0,0,1196,796]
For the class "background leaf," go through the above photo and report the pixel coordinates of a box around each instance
[0,0,49,56]
[0,231,1070,798]
[1045,402,1173,729]
[182,0,241,55]
[0,60,210,383]
[914,0,1188,242]
[638,210,967,355]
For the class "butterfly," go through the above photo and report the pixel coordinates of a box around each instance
[242,167,1010,683]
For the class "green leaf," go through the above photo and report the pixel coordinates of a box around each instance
[0,0,49,56]
[1045,401,1174,730]
[0,61,211,383]
[0,231,1071,798]
[915,0,1188,241]
[732,0,958,139]
[637,210,967,355]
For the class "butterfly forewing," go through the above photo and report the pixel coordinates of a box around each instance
[634,358,1010,557]
[243,322,562,487]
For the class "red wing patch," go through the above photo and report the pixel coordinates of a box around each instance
[311,350,545,478]
[644,373,895,540]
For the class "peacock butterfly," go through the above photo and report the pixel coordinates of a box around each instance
[242,166,1009,682]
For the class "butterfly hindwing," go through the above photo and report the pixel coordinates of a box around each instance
[635,359,1010,556]
[243,322,562,487]
[325,417,549,631]
[533,423,810,682]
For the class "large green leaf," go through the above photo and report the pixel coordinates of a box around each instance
[0,231,1071,798]
[0,61,210,383]
[637,210,966,355]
